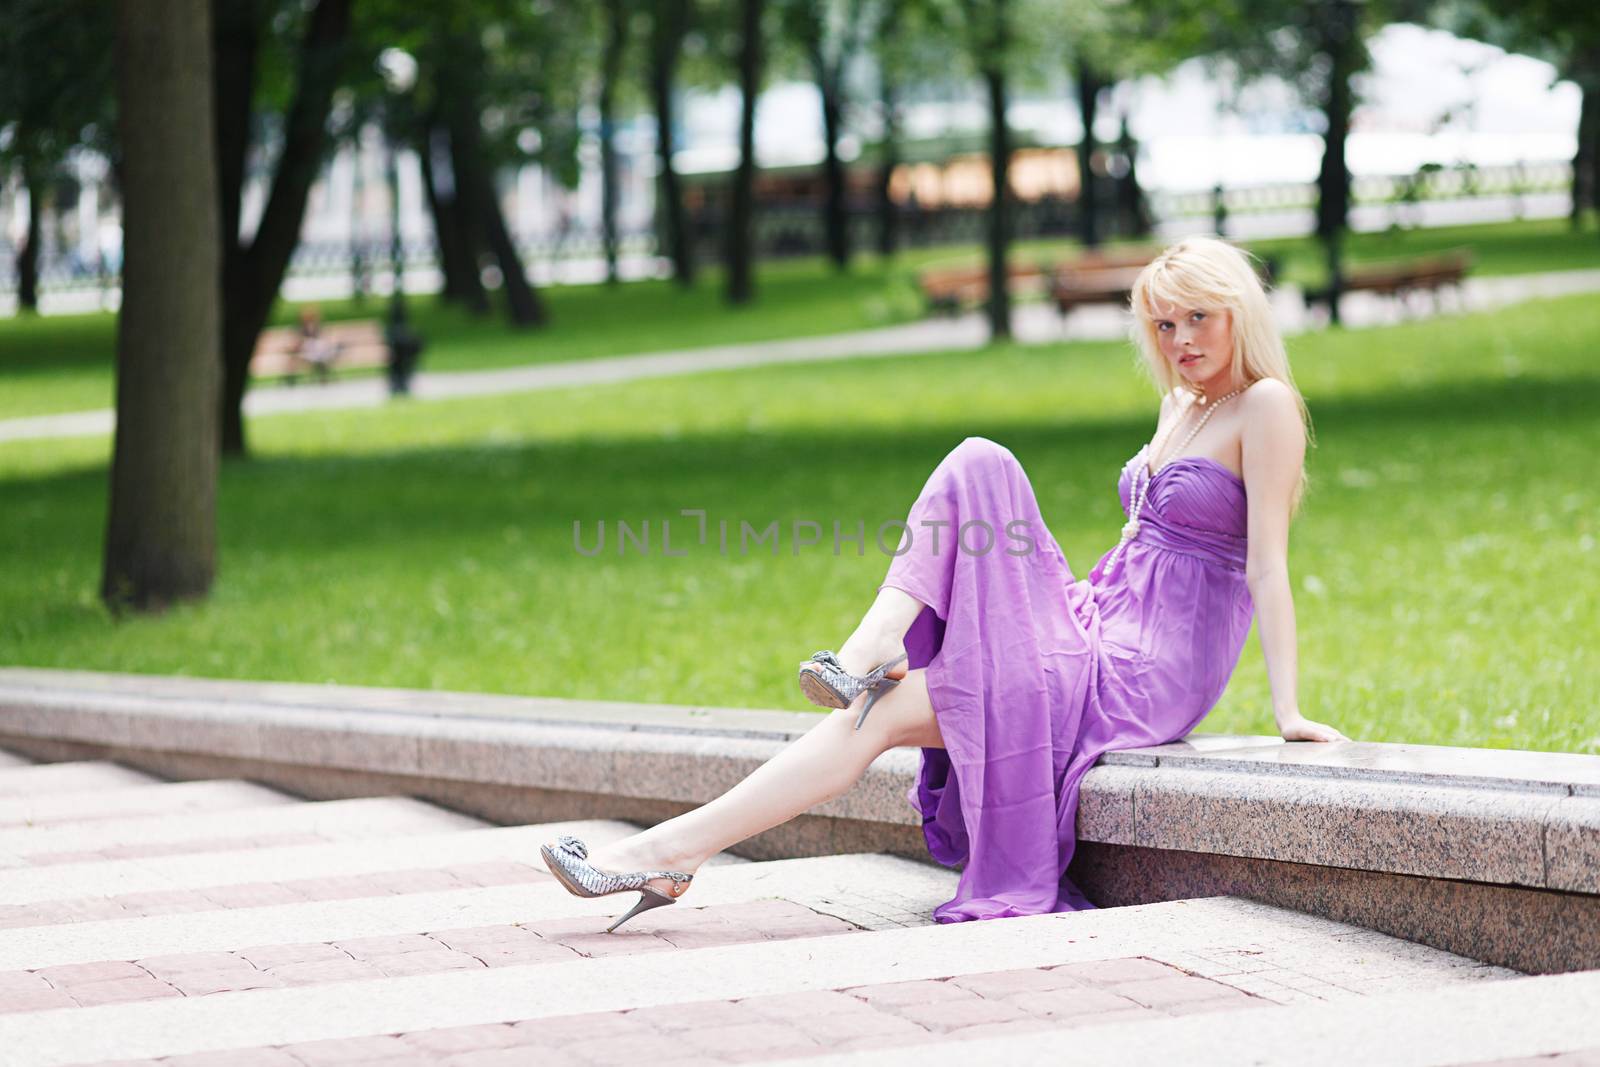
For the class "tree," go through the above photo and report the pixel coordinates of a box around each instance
[597,0,634,286]
[1076,60,1107,248]
[1177,0,1425,323]
[725,0,765,304]
[870,0,907,256]
[214,0,355,456]
[102,0,221,612]
[1062,1,1234,247]
[864,0,961,257]
[432,26,546,327]
[1443,0,1600,232]
[776,0,874,270]
[0,0,115,313]
[648,0,697,285]
[948,0,1027,340]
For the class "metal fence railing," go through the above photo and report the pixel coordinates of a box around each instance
[0,159,1575,301]
[1151,160,1572,221]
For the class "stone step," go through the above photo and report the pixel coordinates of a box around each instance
[0,820,644,907]
[0,896,1515,1066]
[0,779,292,829]
[0,761,163,797]
[32,970,1600,1067]
[0,901,865,1016]
[0,796,487,867]
[10,669,1595,973]
[0,853,952,971]
[769,969,1600,1066]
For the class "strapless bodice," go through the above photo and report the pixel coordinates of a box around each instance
[1112,448,1248,571]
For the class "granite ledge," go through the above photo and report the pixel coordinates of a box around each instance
[1,668,1595,893]
[1103,735,1600,797]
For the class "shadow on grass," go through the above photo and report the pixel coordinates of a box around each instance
[5,369,1597,557]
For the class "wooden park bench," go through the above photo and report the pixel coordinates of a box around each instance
[917,263,1049,316]
[917,247,1164,317]
[1050,265,1145,320]
[249,318,388,382]
[1303,248,1474,316]
[1060,246,1162,272]
[1051,251,1284,323]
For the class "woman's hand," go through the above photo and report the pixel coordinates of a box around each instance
[1276,712,1350,743]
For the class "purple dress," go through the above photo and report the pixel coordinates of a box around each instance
[878,436,1255,922]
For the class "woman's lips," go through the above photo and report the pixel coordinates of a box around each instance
[1180,353,1203,364]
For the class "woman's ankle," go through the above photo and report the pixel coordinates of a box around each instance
[838,624,908,679]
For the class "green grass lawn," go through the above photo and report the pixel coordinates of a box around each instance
[1,288,1596,754]
[3,216,1598,421]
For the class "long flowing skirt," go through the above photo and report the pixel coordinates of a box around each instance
[878,436,1109,921]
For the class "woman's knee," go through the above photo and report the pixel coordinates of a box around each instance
[946,435,1017,476]
[956,435,1011,459]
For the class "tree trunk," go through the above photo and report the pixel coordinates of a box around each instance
[599,0,628,285]
[15,164,43,314]
[650,0,694,286]
[725,0,763,305]
[211,0,259,254]
[480,174,542,326]
[984,62,1012,342]
[1574,82,1598,229]
[873,0,903,257]
[103,0,221,612]
[418,122,488,312]
[1116,109,1151,238]
[1076,64,1104,249]
[876,74,901,257]
[816,54,850,269]
[442,36,543,328]
[448,104,543,327]
[216,0,352,458]
[1316,0,1356,325]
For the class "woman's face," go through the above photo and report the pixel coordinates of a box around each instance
[1150,300,1233,387]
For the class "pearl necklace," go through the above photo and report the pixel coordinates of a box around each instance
[1102,386,1245,576]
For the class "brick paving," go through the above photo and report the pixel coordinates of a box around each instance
[0,861,549,930]
[4,748,1580,1066]
[19,833,334,867]
[0,899,860,1013]
[70,958,1268,1066]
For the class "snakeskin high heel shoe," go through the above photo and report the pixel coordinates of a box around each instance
[538,835,694,934]
[797,650,908,730]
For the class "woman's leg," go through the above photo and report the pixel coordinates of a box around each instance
[582,586,940,893]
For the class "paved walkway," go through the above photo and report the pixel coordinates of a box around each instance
[4,268,1599,447]
[7,745,1592,1067]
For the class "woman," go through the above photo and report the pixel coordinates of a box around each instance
[541,235,1349,933]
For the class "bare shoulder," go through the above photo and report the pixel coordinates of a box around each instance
[1240,378,1305,454]
[1242,379,1299,425]
[1241,377,1297,413]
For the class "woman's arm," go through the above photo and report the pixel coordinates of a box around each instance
[1240,380,1349,743]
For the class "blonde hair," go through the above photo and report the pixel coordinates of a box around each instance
[1128,235,1314,517]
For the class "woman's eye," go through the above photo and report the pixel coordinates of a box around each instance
[1157,322,1172,331]
[1191,312,1206,322]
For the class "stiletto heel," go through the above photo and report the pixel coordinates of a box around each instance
[798,650,907,731]
[606,888,677,933]
[539,835,694,933]
[853,675,900,730]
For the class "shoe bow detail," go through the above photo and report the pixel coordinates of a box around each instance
[555,835,589,860]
